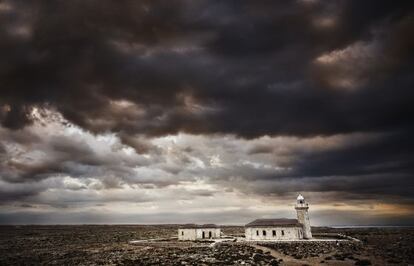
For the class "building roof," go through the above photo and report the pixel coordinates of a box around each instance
[245,218,302,227]
[179,224,219,229]
[297,194,304,201]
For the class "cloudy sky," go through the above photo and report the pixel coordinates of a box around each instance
[1,0,414,225]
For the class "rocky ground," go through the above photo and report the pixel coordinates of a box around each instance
[258,241,366,265]
[0,225,413,265]
[311,227,414,265]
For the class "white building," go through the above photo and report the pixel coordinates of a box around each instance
[295,194,312,239]
[178,224,221,241]
[245,194,312,240]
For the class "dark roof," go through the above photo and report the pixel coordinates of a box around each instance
[179,224,219,229]
[245,218,302,227]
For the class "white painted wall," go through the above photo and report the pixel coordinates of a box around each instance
[295,198,312,239]
[178,228,197,240]
[245,227,303,241]
[178,228,221,240]
[296,208,312,239]
[196,228,221,239]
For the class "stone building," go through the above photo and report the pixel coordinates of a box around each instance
[295,194,312,239]
[245,194,312,240]
[178,224,221,241]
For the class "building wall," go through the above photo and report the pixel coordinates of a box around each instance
[178,228,197,240]
[245,227,303,241]
[196,228,221,239]
[178,228,221,240]
[296,208,312,239]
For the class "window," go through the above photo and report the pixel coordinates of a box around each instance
[256,230,259,236]
[262,230,266,236]
[281,230,285,236]
[272,230,276,236]
[181,231,184,236]
[202,231,205,238]
[209,231,212,238]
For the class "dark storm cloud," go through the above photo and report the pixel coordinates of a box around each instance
[0,0,413,137]
[1,0,414,224]
[244,130,414,181]
[118,132,161,155]
[0,126,152,188]
[0,142,5,155]
[0,183,43,202]
[227,173,414,202]
[292,131,414,178]
[190,131,414,202]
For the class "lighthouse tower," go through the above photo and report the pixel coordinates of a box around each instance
[295,194,312,239]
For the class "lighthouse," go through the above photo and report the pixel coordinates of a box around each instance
[295,194,312,239]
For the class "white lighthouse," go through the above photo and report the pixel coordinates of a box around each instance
[295,194,312,239]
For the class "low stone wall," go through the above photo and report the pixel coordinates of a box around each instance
[313,233,361,242]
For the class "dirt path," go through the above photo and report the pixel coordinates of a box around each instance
[249,243,310,265]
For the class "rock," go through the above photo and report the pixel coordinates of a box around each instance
[268,259,279,265]
[293,254,303,259]
[252,253,264,262]
[387,258,402,264]
[355,259,371,265]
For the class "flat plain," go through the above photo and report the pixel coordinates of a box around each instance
[0,225,413,265]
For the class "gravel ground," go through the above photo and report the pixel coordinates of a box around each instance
[0,225,413,265]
